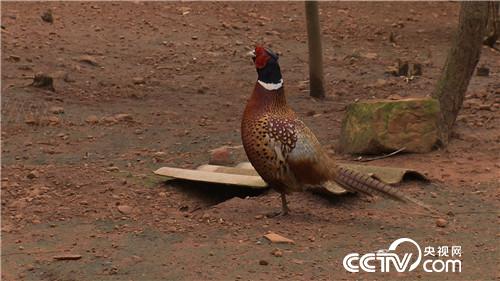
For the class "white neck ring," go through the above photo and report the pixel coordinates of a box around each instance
[258,79,283,90]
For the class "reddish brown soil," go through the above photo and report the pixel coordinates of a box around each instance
[1,2,499,281]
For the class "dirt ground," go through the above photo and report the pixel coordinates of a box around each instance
[1,2,499,281]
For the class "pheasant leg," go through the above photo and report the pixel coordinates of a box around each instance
[280,192,289,215]
[265,192,290,217]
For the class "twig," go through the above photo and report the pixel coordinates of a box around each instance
[53,254,82,260]
[355,147,406,162]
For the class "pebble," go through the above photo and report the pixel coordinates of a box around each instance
[49,106,64,114]
[271,248,283,257]
[27,170,40,179]
[41,10,53,23]
[259,260,269,266]
[78,55,98,66]
[132,77,145,84]
[478,104,491,111]
[101,116,118,124]
[8,55,21,62]
[361,52,378,59]
[208,146,234,166]
[476,66,489,77]
[264,232,295,244]
[106,166,120,172]
[25,116,37,125]
[85,115,99,124]
[117,205,133,214]
[48,116,60,125]
[63,72,75,83]
[114,113,133,122]
[435,218,448,228]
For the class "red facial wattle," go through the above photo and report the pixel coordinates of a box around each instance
[254,46,270,69]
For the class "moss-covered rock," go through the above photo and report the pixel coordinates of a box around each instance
[339,97,441,154]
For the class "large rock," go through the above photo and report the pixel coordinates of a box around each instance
[339,97,441,154]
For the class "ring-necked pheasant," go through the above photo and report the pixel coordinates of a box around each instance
[241,46,434,215]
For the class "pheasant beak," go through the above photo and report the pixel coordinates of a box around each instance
[247,50,256,61]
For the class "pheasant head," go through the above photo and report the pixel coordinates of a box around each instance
[249,46,283,91]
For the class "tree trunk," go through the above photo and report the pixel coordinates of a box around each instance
[305,1,325,99]
[432,2,489,144]
[483,2,499,47]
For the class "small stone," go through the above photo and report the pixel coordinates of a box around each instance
[31,73,55,91]
[208,146,235,166]
[435,218,447,228]
[259,260,269,266]
[48,116,60,125]
[361,52,378,59]
[85,115,99,124]
[53,255,82,260]
[476,66,489,77]
[49,106,64,114]
[27,170,40,179]
[25,116,37,125]
[154,151,167,157]
[387,94,402,100]
[63,72,75,83]
[478,104,491,111]
[41,10,53,23]
[271,248,283,257]
[7,55,21,62]
[132,77,145,84]
[106,166,120,172]
[263,232,295,244]
[101,116,118,124]
[78,55,98,66]
[114,113,133,122]
[117,205,133,214]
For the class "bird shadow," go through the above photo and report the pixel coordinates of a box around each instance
[163,179,268,207]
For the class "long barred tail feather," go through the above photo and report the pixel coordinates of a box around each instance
[333,166,437,214]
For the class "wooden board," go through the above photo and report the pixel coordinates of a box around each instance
[153,162,427,195]
[197,164,259,176]
[153,166,267,188]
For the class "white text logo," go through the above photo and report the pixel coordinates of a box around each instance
[343,238,462,273]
